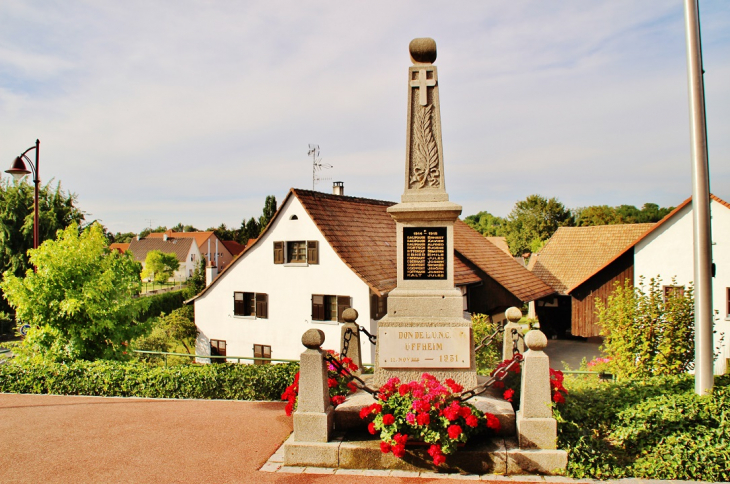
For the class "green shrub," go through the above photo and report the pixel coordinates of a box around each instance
[135,290,185,323]
[472,313,501,375]
[0,359,299,401]
[556,374,730,481]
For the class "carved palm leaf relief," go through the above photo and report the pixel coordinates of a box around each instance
[410,104,441,189]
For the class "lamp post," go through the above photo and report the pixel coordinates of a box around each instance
[5,140,40,249]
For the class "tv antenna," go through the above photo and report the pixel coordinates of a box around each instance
[308,144,332,191]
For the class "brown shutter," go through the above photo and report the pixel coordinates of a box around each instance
[312,295,324,320]
[337,296,351,322]
[263,345,271,365]
[307,241,319,264]
[273,242,284,264]
[370,294,376,320]
[233,292,245,316]
[256,293,268,319]
[253,344,263,365]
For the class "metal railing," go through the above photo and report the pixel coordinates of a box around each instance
[132,349,375,368]
[561,369,614,381]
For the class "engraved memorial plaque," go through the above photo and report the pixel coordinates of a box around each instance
[403,227,447,280]
[378,326,471,368]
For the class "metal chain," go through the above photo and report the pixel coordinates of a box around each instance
[323,351,378,395]
[474,322,504,353]
[458,354,524,402]
[512,328,525,356]
[342,327,354,358]
[358,325,377,345]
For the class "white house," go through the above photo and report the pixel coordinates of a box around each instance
[190,188,554,365]
[128,236,202,281]
[633,195,730,374]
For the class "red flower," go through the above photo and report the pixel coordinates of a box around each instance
[328,378,338,388]
[371,403,382,414]
[382,414,395,426]
[368,422,377,435]
[486,413,501,432]
[503,388,515,402]
[459,406,472,418]
[447,424,462,439]
[393,433,408,445]
[399,384,410,396]
[359,407,371,419]
[493,381,505,389]
[416,413,430,426]
[380,441,391,454]
[331,395,346,406]
[347,381,358,392]
[444,378,463,393]
[392,444,406,458]
[428,444,441,457]
[433,453,446,466]
[465,415,479,428]
[285,401,294,416]
[443,402,461,421]
[553,392,566,404]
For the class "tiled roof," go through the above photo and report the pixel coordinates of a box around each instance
[148,230,213,250]
[221,240,245,256]
[530,224,655,295]
[453,220,555,302]
[109,243,130,253]
[485,236,511,256]
[295,189,547,299]
[562,193,730,293]
[128,238,193,263]
[192,188,555,302]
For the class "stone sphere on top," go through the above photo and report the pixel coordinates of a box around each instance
[409,38,437,64]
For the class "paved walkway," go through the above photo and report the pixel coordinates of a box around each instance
[0,393,712,484]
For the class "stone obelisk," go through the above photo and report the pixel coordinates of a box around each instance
[373,38,476,388]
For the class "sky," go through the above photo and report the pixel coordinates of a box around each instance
[1,1,728,234]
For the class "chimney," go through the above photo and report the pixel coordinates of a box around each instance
[163,234,168,241]
[205,258,218,286]
[136,235,140,241]
[333,181,344,196]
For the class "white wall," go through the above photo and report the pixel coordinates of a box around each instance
[634,199,730,374]
[194,196,374,364]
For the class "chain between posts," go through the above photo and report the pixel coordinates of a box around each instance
[342,327,354,358]
[323,351,378,396]
[359,325,377,345]
[474,320,505,353]
[512,328,525,356]
[458,353,523,402]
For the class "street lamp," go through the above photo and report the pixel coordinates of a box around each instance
[5,139,40,249]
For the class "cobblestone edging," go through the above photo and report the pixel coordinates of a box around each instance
[259,441,714,483]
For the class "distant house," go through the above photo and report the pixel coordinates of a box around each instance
[221,239,246,258]
[486,236,511,256]
[147,230,235,271]
[109,242,130,254]
[127,237,201,281]
[189,188,553,364]
[531,194,730,375]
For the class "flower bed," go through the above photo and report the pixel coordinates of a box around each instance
[360,373,502,465]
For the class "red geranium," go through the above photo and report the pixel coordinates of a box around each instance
[447,424,462,439]
[382,413,395,426]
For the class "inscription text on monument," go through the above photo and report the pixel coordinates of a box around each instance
[403,227,447,280]
[378,326,470,368]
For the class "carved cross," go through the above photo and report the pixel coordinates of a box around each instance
[410,68,436,106]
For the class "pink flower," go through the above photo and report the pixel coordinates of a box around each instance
[406,413,416,425]
[447,424,462,439]
[382,414,395,426]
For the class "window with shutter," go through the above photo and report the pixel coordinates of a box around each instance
[210,339,227,363]
[337,296,351,322]
[273,242,284,264]
[253,344,272,365]
[287,241,307,263]
[234,292,245,316]
[307,241,319,264]
[256,293,268,319]
[312,295,325,321]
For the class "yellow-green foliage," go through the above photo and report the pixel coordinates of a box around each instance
[472,313,501,375]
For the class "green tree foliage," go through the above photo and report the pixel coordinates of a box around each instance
[595,277,695,379]
[472,314,502,375]
[0,179,85,290]
[133,306,196,355]
[207,223,237,241]
[170,223,199,233]
[238,217,260,245]
[463,211,505,237]
[138,225,167,239]
[259,195,277,234]
[183,258,206,300]
[573,203,674,226]
[141,250,180,283]
[0,223,145,361]
[107,232,136,244]
[504,194,573,255]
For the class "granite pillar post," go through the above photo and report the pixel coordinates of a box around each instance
[340,308,362,376]
[293,329,334,443]
[516,330,557,449]
[502,306,525,361]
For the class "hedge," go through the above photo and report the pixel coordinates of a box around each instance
[0,359,298,401]
[557,374,730,481]
[135,290,186,323]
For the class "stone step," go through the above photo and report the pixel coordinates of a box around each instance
[333,377,515,437]
[283,432,567,475]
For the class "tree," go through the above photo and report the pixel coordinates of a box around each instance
[463,211,505,237]
[238,217,260,245]
[141,250,180,283]
[258,195,277,234]
[0,223,145,361]
[170,223,200,233]
[573,205,617,226]
[208,223,236,241]
[503,194,573,255]
[183,258,206,300]
[138,225,167,239]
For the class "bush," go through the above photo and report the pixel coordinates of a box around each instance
[0,359,299,401]
[135,290,185,323]
[472,313,501,375]
[556,374,730,481]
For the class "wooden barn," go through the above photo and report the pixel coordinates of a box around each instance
[529,224,654,338]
